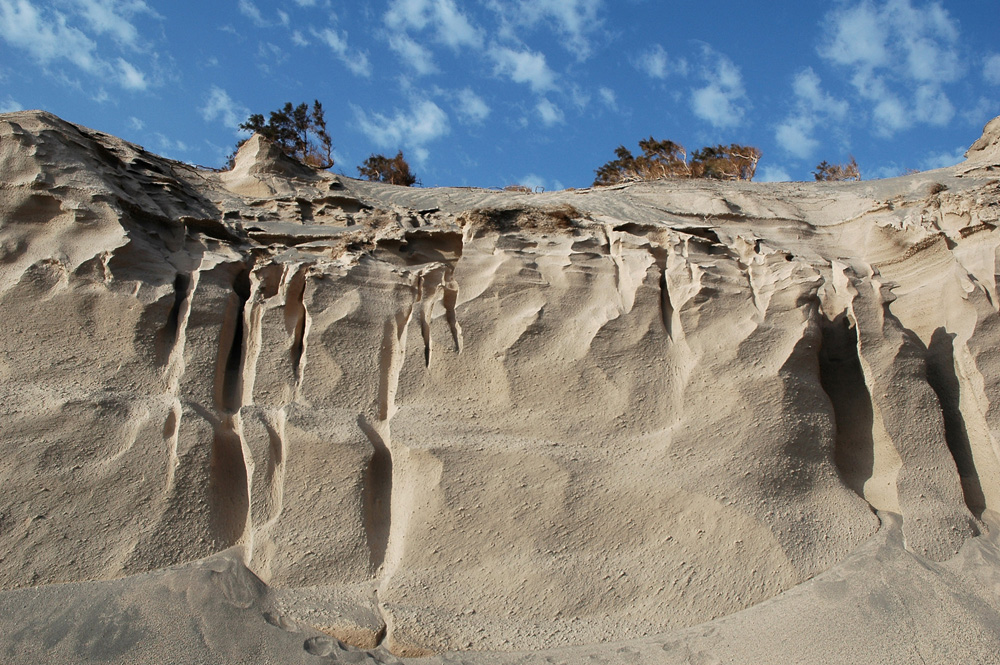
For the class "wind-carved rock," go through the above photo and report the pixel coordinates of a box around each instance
[2,110,1000,663]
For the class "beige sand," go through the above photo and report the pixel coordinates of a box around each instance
[1,110,999,663]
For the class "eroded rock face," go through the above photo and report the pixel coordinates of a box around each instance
[1,110,1000,656]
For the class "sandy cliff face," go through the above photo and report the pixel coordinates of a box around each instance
[1,111,1000,660]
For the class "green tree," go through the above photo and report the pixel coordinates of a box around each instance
[235,100,334,169]
[357,151,418,186]
[813,156,860,181]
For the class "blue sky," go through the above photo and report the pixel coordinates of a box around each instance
[1,0,998,189]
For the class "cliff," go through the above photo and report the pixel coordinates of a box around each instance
[2,110,1000,663]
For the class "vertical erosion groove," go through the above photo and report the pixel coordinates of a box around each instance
[441,273,462,353]
[221,268,252,413]
[659,267,673,339]
[926,327,987,518]
[209,419,251,547]
[263,414,284,499]
[156,272,191,366]
[286,267,309,382]
[650,247,672,339]
[417,273,432,368]
[818,313,877,502]
[366,296,414,576]
[208,263,255,553]
[359,415,392,573]
[377,306,414,422]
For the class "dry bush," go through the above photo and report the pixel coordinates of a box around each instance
[690,144,761,180]
[503,184,533,193]
[813,156,860,181]
[594,138,760,186]
[358,151,418,186]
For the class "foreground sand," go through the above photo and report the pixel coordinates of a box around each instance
[1,110,999,663]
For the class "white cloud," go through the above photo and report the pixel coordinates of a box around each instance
[758,165,792,182]
[388,33,436,75]
[74,0,153,49]
[515,0,602,59]
[819,2,887,70]
[634,44,685,80]
[292,0,315,5]
[0,0,102,73]
[277,9,289,26]
[153,132,189,153]
[291,30,309,46]
[238,0,266,27]
[0,0,157,91]
[517,174,545,191]
[430,0,481,49]
[872,94,909,136]
[792,67,849,119]
[116,57,146,89]
[904,35,960,83]
[313,27,371,77]
[536,98,564,126]
[489,45,556,92]
[913,84,954,125]
[455,88,490,124]
[511,174,564,191]
[690,48,746,128]
[868,163,906,179]
[598,86,616,110]
[984,54,1000,86]
[354,99,450,163]
[775,118,819,160]
[963,97,1000,126]
[567,84,589,110]
[201,86,249,131]
[886,0,961,82]
[0,97,22,113]
[385,0,482,50]
[775,68,848,159]
[819,0,963,137]
[127,115,144,130]
[920,145,966,170]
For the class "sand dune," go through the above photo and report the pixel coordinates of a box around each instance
[1,110,1000,663]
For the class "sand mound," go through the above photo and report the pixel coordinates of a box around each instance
[221,133,327,197]
[965,115,1000,166]
[2,110,1000,663]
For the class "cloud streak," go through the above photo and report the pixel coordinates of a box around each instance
[385,0,482,50]
[489,45,556,92]
[455,88,490,124]
[354,99,450,163]
[690,47,747,129]
[0,0,102,72]
[633,44,685,80]
[514,0,603,59]
[0,0,152,91]
[775,68,849,159]
[819,0,962,136]
[312,27,371,77]
[201,86,249,131]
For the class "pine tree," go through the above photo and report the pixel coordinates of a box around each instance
[234,100,334,169]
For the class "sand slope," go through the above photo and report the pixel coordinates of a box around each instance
[1,110,1000,662]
